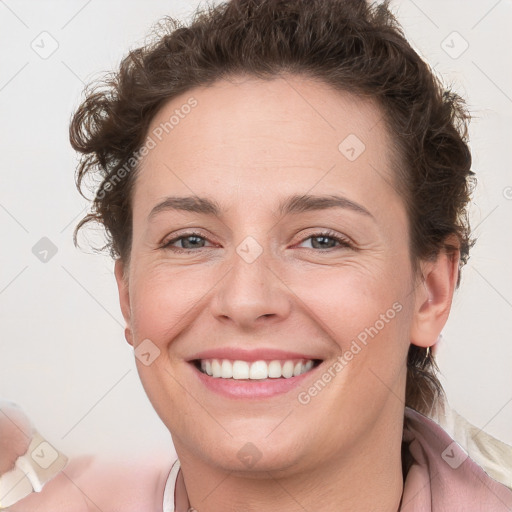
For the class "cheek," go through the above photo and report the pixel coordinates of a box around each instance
[129,264,209,345]
[290,261,409,340]
[292,261,413,407]
[295,268,412,411]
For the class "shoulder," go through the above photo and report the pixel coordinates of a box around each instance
[402,406,512,511]
[8,453,174,512]
[432,403,512,491]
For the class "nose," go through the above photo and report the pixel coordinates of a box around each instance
[209,236,292,330]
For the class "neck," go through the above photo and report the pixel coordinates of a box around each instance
[173,412,405,512]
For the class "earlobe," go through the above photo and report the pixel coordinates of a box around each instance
[410,247,460,349]
[114,259,134,347]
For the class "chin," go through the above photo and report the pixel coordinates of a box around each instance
[193,429,309,473]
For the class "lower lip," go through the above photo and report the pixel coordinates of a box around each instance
[189,362,320,399]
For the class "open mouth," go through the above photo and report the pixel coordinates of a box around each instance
[192,358,323,380]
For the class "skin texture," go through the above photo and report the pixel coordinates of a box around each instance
[113,75,459,512]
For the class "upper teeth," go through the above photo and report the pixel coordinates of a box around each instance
[200,359,315,379]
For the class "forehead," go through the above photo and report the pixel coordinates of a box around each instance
[133,75,398,215]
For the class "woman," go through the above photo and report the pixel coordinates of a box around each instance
[3,0,511,510]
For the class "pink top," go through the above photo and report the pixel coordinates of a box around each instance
[399,407,512,510]
[9,407,512,511]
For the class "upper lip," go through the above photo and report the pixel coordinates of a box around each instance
[187,348,323,362]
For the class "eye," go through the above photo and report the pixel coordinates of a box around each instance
[160,229,353,254]
[160,231,213,253]
[297,230,353,251]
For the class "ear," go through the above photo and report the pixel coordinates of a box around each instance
[114,259,134,347]
[410,241,460,349]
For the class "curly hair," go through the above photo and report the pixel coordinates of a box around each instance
[70,0,475,417]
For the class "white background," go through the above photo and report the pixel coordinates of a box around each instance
[0,0,511,461]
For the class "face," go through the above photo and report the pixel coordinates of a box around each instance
[115,75,453,476]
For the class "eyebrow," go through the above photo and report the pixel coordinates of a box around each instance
[147,193,374,221]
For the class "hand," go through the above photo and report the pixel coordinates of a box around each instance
[0,399,34,475]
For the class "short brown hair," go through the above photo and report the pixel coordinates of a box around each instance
[70,0,475,416]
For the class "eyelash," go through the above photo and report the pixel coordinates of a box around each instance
[160,230,353,254]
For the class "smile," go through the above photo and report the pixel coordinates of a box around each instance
[186,347,325,399]
[195,358,319,379]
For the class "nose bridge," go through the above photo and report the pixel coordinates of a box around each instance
[230,232,276,297]
[211,230,291,325]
